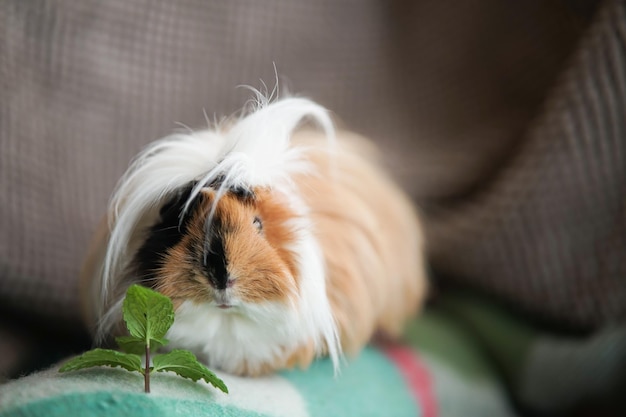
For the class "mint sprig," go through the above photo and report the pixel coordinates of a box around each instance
[60,285,228,394]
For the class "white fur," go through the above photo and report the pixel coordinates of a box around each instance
[168,301,299,374]
[95,93,341,373]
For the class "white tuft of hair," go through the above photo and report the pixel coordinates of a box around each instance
[96,92,340,370]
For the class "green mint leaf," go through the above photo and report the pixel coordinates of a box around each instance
[59,349,143,374]
[123,284,174,348]
[116,336,168,355]
[153,350,229,393]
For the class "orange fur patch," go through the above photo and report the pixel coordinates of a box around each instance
[292,131,427,356]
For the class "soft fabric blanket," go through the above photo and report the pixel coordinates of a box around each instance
[0,310,516,417]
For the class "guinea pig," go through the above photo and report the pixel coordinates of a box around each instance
[80,93,427,376]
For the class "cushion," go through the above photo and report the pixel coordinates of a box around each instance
[425,0,626,330]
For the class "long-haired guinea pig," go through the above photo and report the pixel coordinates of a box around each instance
[80,94,427,376]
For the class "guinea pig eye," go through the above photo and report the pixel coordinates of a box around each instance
[252,216,263,232]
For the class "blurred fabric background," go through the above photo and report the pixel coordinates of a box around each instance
[2,0,624,414]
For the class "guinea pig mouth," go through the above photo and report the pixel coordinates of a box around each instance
[212,291,234,309]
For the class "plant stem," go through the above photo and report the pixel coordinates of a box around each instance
[145,343,151,393]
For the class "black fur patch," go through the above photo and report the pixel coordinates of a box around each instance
[204,216,229,290]
[134,183,200,287]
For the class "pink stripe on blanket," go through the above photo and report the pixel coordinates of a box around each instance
[384,346,438,417]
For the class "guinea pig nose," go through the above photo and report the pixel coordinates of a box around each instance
[226,277,236,288]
